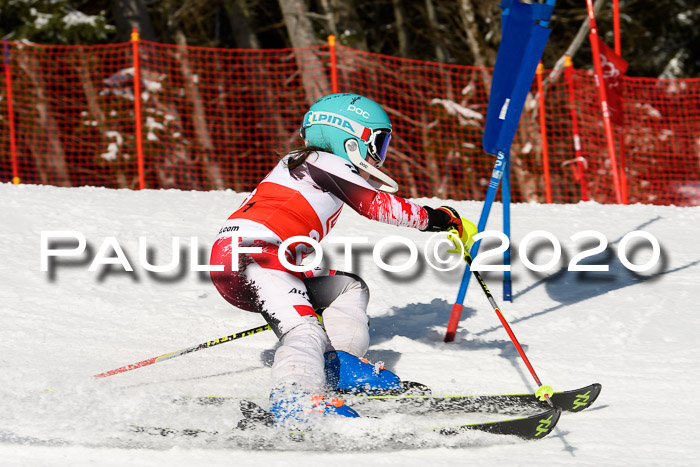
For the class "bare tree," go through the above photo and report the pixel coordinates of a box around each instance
[16,52,72,187]
[456,0,497,68]
[223,0,261,49]
[392,0,410,58]
[111,0,157,42]
[424,0,447,63]
[545,0,606,85]
[173,30,225,190]
[75,56,130,188]
[318,0,339,39]
[325,0,369,51]
[277,0,331,102]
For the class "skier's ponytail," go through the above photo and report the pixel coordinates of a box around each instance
[284,145,330,170]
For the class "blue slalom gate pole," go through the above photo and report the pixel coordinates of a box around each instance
[445,0,556,342]
[502,151,513,301]
[445,152,508,342]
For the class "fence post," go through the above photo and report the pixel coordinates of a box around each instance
[536,62,552,203]
[328,35,338,94]
[3,41,19,184]
[617,125,628,204]
[563,56,589,201]
[131,28,145,190]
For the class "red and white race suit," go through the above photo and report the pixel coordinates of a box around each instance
[210,151,428,393]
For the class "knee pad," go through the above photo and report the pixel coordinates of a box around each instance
[271,318,329,391]
[315,273,371,357]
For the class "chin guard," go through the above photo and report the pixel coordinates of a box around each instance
[345,140,399,193]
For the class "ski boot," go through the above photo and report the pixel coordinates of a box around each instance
[324,350,403,395]
[268,388,359,424]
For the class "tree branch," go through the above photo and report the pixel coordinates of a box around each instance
[544,0,606,85]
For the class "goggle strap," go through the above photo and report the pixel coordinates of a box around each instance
[304,111,371,141]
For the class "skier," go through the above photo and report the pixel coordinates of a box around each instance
[210,93,473,424]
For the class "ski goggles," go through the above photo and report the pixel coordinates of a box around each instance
[366,129,391,168]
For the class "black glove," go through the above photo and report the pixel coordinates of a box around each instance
[421,206,464,237]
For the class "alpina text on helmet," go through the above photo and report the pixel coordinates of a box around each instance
[305,111,370,140]
[307,111,355,131]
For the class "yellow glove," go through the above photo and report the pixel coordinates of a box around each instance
[446,218,478,261]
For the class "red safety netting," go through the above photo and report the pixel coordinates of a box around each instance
[1,39,698,205]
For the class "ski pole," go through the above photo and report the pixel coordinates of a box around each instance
[447,229,554,406]
[467,255,553,406]
[93,323,271,378]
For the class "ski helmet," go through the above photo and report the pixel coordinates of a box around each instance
[300,93,392,168]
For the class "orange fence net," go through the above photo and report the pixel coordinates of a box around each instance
[1,39,698,205]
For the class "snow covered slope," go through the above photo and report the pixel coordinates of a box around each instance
[1,183,698,466]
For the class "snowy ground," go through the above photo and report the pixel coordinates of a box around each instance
[1,183,699,466]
